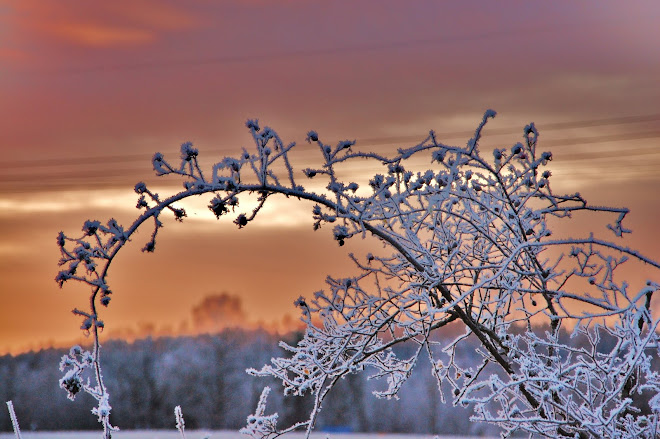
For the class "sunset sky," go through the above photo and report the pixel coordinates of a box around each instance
[1,0,659,354]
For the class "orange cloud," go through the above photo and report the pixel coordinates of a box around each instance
[46,23,155,47]
[51,23,156,47]
[11,0,198,48]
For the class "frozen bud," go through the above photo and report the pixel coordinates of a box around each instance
[338,140,355,149]
[245,119,260,131]
[134,182,147,194]
[82,220,101,236]
[333,225,349,242]
[60,372,83,399]
[432,150,446,163]
[101,296,111,306]
[388,163,404,174]
[59,355,73,369]
[136,196,148,209]
[80,318,93,331]
[94,402,110,417]
[263,147,271,156]
[465,170,473,180]
[260,127,274,140]
[172,208,186,222]
[542,170,552,179]
[180,141,198,161]
[55,271,72,287]
[142,241,155,252]
[209,197,228,218]
[512,143,523,155]
[82,351,93,364]
[306,131,319,142]
[369,174,385,189]
[57,231,66,247]
[541,151,552,161]
[235,214,248,228]
[493,149,503,160]
[294,296,307,307]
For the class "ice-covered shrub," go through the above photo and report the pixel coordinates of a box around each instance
[56,111,659,438]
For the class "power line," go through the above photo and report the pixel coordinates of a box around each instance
[2,113,659,172]
[356,114,660,147]
[542,130,660,148]
[1,130,659,194]
[22,22,585,76]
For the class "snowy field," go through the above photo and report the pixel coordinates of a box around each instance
[0,432,495,439]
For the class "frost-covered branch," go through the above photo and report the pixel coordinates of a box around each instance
[57,112,659,438]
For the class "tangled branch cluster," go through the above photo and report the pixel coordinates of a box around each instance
[57,111,660,438]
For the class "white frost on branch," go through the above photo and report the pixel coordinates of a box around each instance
[57,110,660,438]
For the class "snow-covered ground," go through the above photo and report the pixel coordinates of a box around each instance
[0,432,495,439]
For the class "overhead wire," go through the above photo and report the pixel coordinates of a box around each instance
[2,113,659,171]
[20,21,593,77]
[3,17,657,190]
[1,115,659,193]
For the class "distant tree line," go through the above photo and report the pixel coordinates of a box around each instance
[1,327,492,435]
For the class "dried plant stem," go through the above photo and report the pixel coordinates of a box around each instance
[6,401,23,439]
[175,405,187,439]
